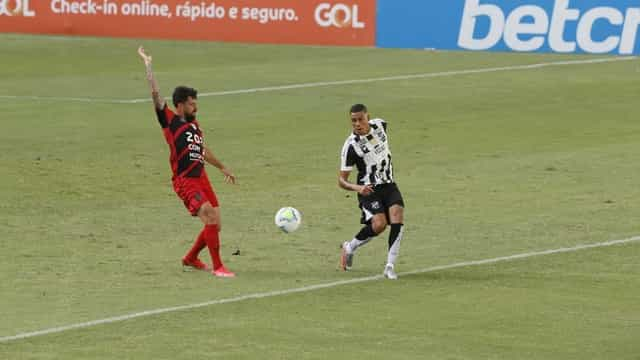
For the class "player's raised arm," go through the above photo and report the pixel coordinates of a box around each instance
[137,46,165,110]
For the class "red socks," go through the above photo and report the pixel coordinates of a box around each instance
[184,224,224,270]
[203,224,223,270]
[185,228,207,261]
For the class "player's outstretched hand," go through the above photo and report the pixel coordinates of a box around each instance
[138,46,152,67]
[221,168,237,185]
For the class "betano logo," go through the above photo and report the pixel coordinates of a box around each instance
[458,0,640,54]
[0,0,35,17]
[314,3,365,29]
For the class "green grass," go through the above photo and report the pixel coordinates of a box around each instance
[1,34,639,359]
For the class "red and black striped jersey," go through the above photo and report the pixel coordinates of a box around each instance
[156,104,205,178]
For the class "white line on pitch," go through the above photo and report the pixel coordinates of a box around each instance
[0,95,129,103]
[1,235,638,343]
[0,56,635,104]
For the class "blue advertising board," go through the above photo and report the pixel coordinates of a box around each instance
[376,0,640,55]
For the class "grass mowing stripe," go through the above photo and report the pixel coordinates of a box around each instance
[1,235,638,344]
[0,56,634,104]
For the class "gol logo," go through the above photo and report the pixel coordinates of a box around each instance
[0,0,35,17]
[314,3,365,29]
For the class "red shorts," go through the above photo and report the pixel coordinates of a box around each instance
[172,174,219,216]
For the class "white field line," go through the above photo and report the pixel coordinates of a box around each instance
[0,56,635,104]
[1,235,638,343]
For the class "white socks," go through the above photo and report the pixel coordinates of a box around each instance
[387,225,404,266]
[347,237,372,253]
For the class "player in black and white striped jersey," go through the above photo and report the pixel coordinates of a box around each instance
[338,104,405,280]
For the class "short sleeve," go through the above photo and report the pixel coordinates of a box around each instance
[372,118,387,131]
[155,104,174,128]
[340,144,358,171]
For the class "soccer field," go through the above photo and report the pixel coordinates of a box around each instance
[1,34,639,359]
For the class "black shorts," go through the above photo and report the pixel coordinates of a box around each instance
[358,183,405,224]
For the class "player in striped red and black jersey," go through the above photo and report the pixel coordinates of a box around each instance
[138,46,236,278]
[156,96,206,179]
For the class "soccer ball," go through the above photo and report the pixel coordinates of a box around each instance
[275,207,302,233]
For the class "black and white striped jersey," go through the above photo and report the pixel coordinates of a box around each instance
[340,118,394,186]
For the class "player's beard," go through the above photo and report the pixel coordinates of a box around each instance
[185,113,196,122]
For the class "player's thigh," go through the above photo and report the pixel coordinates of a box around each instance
[383,184,405,224]
[201,176,220,208]
[197,176,222,227]
[360,198,387,233]
[173,177,212,217]
[360,195,385,219]
[388,204,404,224]
[370,213,388,234]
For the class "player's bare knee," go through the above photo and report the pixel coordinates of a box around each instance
[203,213,217,225]
[205,215,218,226]
[389,206,404,224]
[198,204,219,225]
[372,219,387,234]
